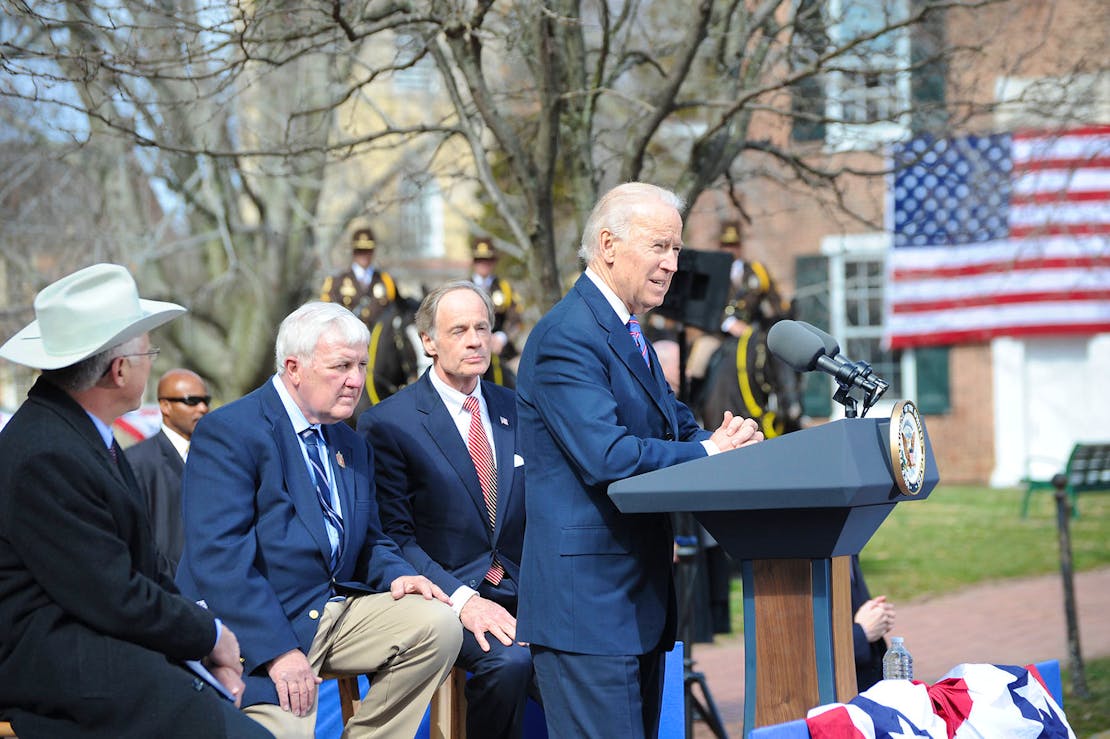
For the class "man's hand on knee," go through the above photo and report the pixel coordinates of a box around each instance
[390,574,452,605]
[268,649,322,717]
[459,594,517,651]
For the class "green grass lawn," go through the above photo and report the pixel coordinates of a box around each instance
[863,484,1110,603]
[1066,656,1110,739]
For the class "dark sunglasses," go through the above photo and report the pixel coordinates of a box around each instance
[159,395,211,407]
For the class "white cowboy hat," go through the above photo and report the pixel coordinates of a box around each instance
[0,263,185,370]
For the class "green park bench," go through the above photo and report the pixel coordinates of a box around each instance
[1022,442,1110,518]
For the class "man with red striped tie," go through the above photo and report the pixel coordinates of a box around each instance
[358,281,538,739]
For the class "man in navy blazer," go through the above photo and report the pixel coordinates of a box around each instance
[358,281,536,739]
[177,301,461,739]
[516,182,764,738]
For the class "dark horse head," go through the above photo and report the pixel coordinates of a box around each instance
[697,312,805,439]
[348,299,421,427]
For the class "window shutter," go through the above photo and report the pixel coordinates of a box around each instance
[910,0,948,132]
[914,345,950,414]
[790,0,828,143]
[793,255,832,417]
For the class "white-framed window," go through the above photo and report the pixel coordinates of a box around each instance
[821,232,908,417]
[397,174,444,258]
[823,0,913,151]
[392,32,437,93]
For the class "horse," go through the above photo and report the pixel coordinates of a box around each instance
[483,352,516,389]
[695,319,805,439]
[349,300,421,426]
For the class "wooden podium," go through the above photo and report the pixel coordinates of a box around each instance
[608,408,938,735]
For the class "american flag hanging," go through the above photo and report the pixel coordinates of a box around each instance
[883,125,1110,349]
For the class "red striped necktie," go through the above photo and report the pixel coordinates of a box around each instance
[463,396,505,586]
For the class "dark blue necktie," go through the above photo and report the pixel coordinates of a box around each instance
[299,428,344,572]
[627,316,650,367]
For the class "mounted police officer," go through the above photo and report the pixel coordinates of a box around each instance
[686,220,790,403]
[469,236,523,383]
[320,226,402,329]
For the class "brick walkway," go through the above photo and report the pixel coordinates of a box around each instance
[691,566,1110,738]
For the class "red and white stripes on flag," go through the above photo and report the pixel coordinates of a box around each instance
[806,663,1074,738]
[884,125,1110,349]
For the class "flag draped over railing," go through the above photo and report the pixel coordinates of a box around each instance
[883,125,1110,349]
[806,663,1074,738]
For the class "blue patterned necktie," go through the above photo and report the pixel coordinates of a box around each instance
[627,316,650,367]
[299,427,344,573]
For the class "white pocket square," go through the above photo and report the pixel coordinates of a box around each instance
[513,454,525,468]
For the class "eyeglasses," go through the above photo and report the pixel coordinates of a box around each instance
[159,395,211,407]
[100,347,161,378]
[123,347,161,361]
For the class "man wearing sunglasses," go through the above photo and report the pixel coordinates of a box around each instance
[126,368,211,575]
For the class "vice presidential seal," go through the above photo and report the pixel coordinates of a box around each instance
[889,400,926,496]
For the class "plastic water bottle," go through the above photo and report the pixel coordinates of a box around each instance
[882,636,914,680]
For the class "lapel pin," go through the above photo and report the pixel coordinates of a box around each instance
[335,451,346,469]
[499,416,509,427]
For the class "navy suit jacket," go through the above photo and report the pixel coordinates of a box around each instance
[357,370,525,598]
[125,429,186,574]
[851,554,886,690]
[176,379,415,708]
[515,274,710,655]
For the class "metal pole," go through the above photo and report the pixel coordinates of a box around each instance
[1052,473,1089,699]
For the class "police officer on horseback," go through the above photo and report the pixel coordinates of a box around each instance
[320,226,403,328]
[686,220,790,397]
[469,235,523,385]
[321,225,416,419]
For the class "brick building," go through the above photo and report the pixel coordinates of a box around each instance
[685,0,1109,484]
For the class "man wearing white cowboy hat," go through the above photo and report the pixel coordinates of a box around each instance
[0,264,270,739]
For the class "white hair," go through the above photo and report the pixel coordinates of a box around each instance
[274,302,370,374]
[578,182,685,263]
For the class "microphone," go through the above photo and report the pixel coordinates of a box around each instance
[794,321,864,376]
[766,320,826,372]
[767,320,889,417]
[795,320,840,358]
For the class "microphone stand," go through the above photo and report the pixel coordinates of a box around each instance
[674,321,728,739]
[831,360,888,418]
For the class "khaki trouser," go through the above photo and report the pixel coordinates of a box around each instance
[244,594,461,739]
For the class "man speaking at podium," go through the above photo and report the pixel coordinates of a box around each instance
[515,182,763,738]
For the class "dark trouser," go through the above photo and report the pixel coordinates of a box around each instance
[7,668,273,739]
[530,646,665,739]
[457,630,538,739]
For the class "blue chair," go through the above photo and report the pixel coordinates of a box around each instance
[745,660,1064,739]
[1035,659,1064,707]
[317,643,688,738]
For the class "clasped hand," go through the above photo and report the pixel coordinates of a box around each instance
[855,595,896,643]
[708,411,763,452]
